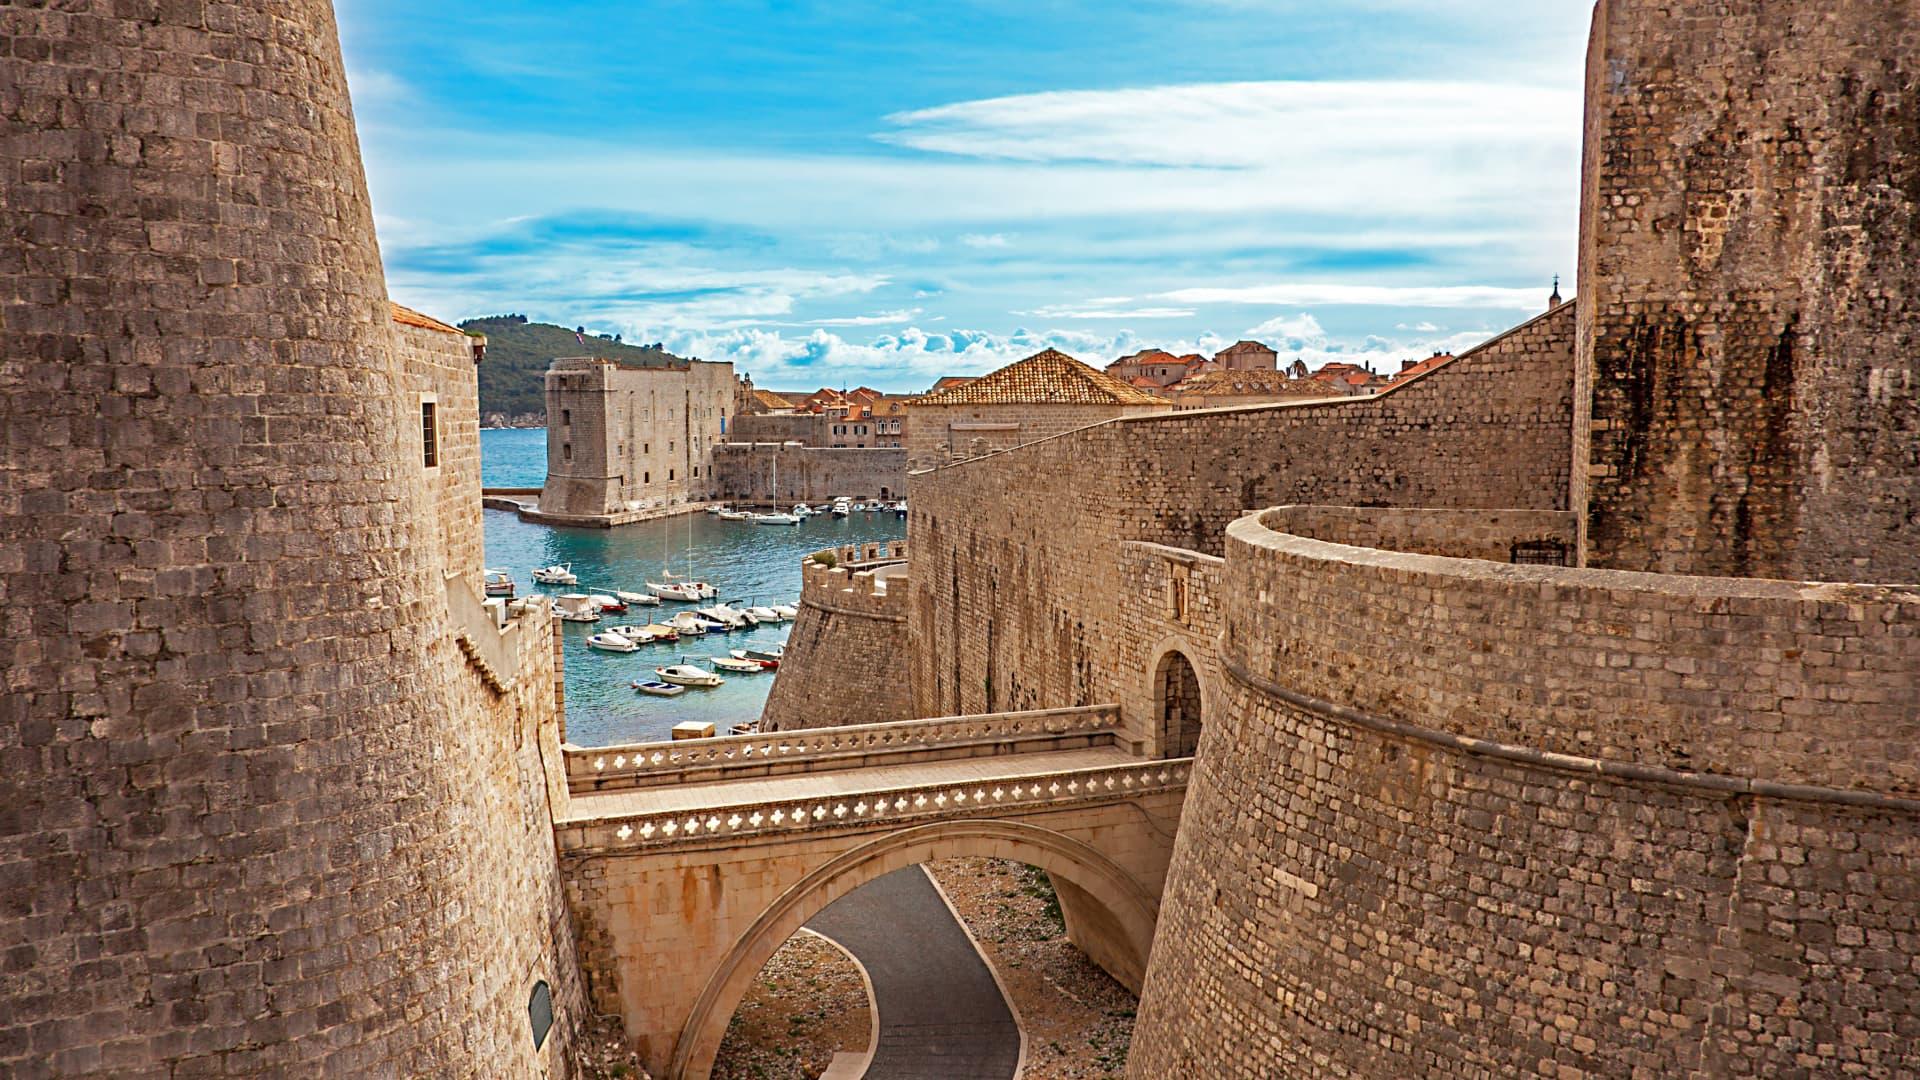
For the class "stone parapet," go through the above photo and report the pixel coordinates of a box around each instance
[556,757,1191,856]
[567,703,1120,791]
[1232,505,1920,794]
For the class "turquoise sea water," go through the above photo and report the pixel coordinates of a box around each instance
[480,428,905,748]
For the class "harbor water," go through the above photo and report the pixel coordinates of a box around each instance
[481,429,905,747]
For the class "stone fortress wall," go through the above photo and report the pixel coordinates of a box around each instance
[540,356,734,525]
[0,3,585,1076]
[393,312,485,591]
[1576,0,1920,582]
[1131,506,1920,1078]
[760,542,913,731]
[709,442,907,504]
[908,300,1577,739]
[906,400,1169,472]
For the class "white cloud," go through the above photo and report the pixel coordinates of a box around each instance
[1163,283,1542,309]
[880,80,1576,171]
[960,233,1012,248]
[805,309,924,327]
[1017,305,1197,320]
[1246,313,1327,342]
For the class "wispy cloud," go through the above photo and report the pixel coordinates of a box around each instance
[1016,305,1198,321]
[1164,283,1544,309]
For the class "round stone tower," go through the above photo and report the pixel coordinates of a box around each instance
[1,3,575,1075]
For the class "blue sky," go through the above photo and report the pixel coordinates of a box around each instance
[339,1,1594,393]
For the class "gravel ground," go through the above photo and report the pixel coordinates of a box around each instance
[712,931,873,1080]
[926,857,1138,1079]
[578,1010,651,1080]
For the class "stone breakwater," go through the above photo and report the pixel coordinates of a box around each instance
[760,542,913,732]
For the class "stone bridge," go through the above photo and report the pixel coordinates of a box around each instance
[553,705,1190,1079]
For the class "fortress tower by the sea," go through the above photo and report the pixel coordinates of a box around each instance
[4,1,1917,1078]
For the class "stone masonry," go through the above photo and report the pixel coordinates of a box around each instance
[541,355,734,524]
[708,442,906,505]
[1576,0,1920,582]
[0,4,584,1076]
[760,543,913,732]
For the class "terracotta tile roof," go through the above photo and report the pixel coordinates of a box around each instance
[915,349,1166,407]
[1383,352,1458,390]
[928,376,978,394]
[1173,369,1340,398]
[390,302,462,335]
[751,388,795,410]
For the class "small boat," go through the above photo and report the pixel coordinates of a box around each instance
[640,623,680,642]
[696,605,749,629]
[705,505,725,515]
[648,581,702,602]
[729,720,760,735]
[587,632,638,653]
[632,680,685,697]
[666,612,709,636]
[608,625,659,643]
[656,664,724,688]
[483,569,516,597]
[753,512,801,526]
[741,644,786,663]
[730,649,779,670]
[690,581,717,599]
[717,509,752,521]
[746,605,781,623]
[894,501,908,518]
[554,594,601,623]
[532,564,578,586]
[614,590,661,608]
[830,497,851,518]
[710,655,764,674]
[590,593,626,613]
[769,603,798,620]
[791,504,815,517]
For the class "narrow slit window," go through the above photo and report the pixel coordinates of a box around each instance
[421,402,438,467]
[562,442,572,463]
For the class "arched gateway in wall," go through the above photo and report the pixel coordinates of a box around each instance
[1155,651,1204,758]
[668,820,1159,1078]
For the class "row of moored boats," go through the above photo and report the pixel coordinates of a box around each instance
[625,643,787,697]
[710,496,905,526]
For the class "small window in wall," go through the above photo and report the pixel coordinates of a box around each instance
[644,443,649,454]
[669,469,675,481]
[420,402,438,467]
[693,466,700,477]
[644,471,650,483]
[528,980,554,1050]
[562,443,572,463]
[562,408,571,427]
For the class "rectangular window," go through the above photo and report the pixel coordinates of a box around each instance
[562,442,571,463]
[421,402,438,467]
[669,469,675,481]
[561,408,571,426]
[644,471,650,483]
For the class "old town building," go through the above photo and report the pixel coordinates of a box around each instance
[538,354,735,524]
[909,348,1172,471]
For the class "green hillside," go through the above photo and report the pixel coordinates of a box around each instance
[459,315,690,418]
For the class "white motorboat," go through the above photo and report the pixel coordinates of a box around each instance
[894,501,908,518]
[696,605,749,629]
[710,655,763,673]
[648,580,702,602]
[586,632,638,653]
[730,649,778,670]
[830,497,851,518]
[656,664,724,688]
[589,593,627,613]
[753,512,801,526]
[746,605,781,623]
[532,564,577,586]
[717,509,751,521]
[608,625,660,643]
[665,612,710,636]
[729,720,760,735]
[483,569,516,597]
[741,644,786,663]
[691,581,717,599]
[791,504,814,517]
[705,505,724,515]
[632,680,685,697]
[769,603,798,620]
[640,622,680,641]
[554,594,601,623]
[614,590,661,608]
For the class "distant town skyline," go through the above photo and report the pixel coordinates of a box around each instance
[340,0,1592,393]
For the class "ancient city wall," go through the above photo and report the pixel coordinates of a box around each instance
[0,3,585,1075]
[541,357,733,523]
[909,302,1577,724]
[1577,0,1920,582]
[761,543,913,731]
[394,314,485,591]
[1131,506,1920,1077]
[728,412,827,446]
[710,443,907,503]
[907,400,1168,472]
